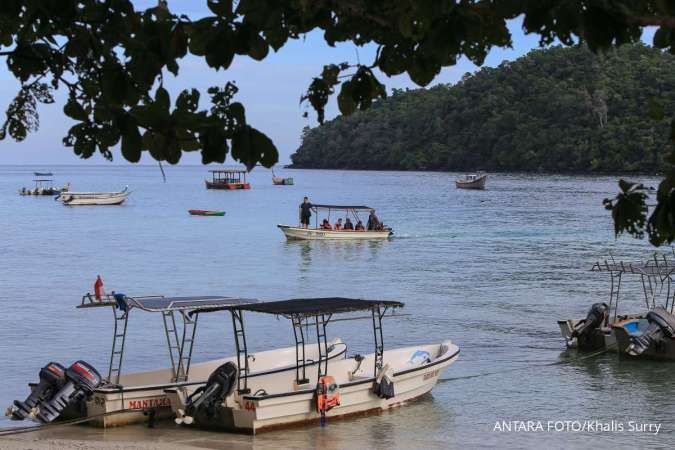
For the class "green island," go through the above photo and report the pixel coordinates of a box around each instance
[291,44,675,173]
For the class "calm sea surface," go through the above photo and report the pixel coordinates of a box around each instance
[0,165,672,449]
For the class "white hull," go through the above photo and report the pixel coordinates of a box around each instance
[172,340,458,434]
[57,189,129,206]
[278,225,392,240]
[80,339,345,427]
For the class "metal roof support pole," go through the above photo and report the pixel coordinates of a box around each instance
[292,315,309,385]
[108,305,129,384]
[162,310,182,382]
[174,312,199,383]
[371,306,385,377]
[231,309,250,394]
[314,314,331,381]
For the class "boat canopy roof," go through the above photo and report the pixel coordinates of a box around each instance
[33,179,53,182]
[209,169,247,174]
[311,204,374,211]
[591,257,675,278]
[232,297,404,318]
[78,294,258,312]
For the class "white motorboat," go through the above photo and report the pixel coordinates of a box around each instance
[455,173,487,190]
[6,294,346,427]
[278,204,393,240]
[56,187,130,205]
[169,297,459,434]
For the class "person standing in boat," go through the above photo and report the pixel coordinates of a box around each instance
[299,196,313,229]
[344,218,354,230]
[367,209,380,231]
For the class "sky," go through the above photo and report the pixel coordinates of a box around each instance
[0,3,654,166]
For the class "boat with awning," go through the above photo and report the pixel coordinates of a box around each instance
[278,204,393,240]
[169,297,459,434]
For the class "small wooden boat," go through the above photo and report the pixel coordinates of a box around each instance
[272,170,294,185]
[205,169,250,190]
[189,210,225,216]
[56,187,129,205]
[169,298,459,434]
[455,173,487,190]
[278,204,393,240]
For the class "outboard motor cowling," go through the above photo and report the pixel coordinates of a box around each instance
[184,362,237,420]
[572,302,609,340]
[7,362,66,420]
[627,308,675,356]
[34,361,102,423]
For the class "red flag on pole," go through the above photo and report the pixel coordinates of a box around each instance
[94,275,104,300]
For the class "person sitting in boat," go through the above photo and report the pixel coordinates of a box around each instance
[355,220,365,231]
[320,219,332,230]
[334,218,343,231]
[299,196,313,229]
[344,218,354,230]
[367,210,381,231]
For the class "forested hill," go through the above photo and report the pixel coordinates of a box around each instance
[290,45,675,173]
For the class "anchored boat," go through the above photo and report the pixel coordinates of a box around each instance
[18,179,69,196]
[205,169,250,190]
[7,293,346,427]
[272,170,294,185]
[189,210,226,216]
[278,204,393,240]
[56,187,129,205]
[455,173,487,190]
[558,255,675,360]
[169,297,459,434]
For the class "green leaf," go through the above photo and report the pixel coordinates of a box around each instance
[64,98,88,121]
[207,0,232,16]
[155,86,170,111]
[121,124,142,163]
[653,27,671,49]
[337,82,357,116]
[229,102,246,125]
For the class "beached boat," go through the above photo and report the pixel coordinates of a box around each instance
[18,179,69,196]
[6,294,346,427]
[455,173,487,190]
[272,170,294,185]
[205,169,250,190]
[558,255,675,360]
[278,204,393,240]
[169,297,459,434]
[55,187,129,205]
[189,210,226,216]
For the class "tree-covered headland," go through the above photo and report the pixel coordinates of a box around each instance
[291,45,675,174]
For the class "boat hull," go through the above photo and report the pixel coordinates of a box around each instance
[455,175,487,190]
[178,341,458,434]
[278,225,392,240]
[189,210,226,216]
[272,177,294,185]
[205,180,250,190]
[57,190,129,206]
[57,340,346,428]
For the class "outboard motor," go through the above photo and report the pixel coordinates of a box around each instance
[7,362,66,420]
[627,308,675,356]
[34,361,102,423]
[572,303,609,341]
[183,362,237,421]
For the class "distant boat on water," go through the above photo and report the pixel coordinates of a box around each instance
[455,173,487,190]
[56,186,130,205]
[272,170,293,185]
[33,172,53,176]
[189,210,225,216]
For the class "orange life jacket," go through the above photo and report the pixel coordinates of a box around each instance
[316,375,340,413]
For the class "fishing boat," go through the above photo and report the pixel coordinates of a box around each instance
[272,170,294,185]
[189,210,226,216]
[56,187,129,205]
[455,173,487,190]
[169,297,459,434]
[558,255,675,360]
[6,293,347,427]
[18,179,69,196]
[205,169,250,190]
[278,204,393,240]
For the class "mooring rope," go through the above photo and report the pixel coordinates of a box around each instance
[0,408,138,437]
[438,345,616,383]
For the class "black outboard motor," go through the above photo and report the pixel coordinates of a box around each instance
[34,360,102,423]
[572,303,609,341]
[8,362,66,420]
[627,308,675,356]
[185,362,237,419]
